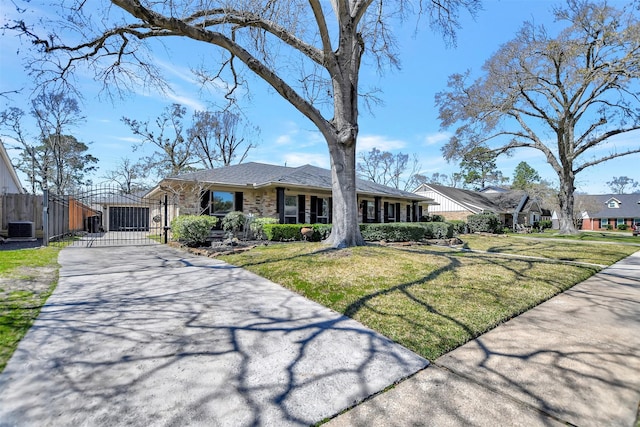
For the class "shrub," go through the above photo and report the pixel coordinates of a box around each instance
[222,211,246,235]
[447,220,467,235]
[249,217,279,240]
[617,224,628,230]
[360,223,425,242]
[312,224,332,241]
[420,222,454,239]
[467,213,501,233]
[539,219,553,230]
[430,214,446,223]
[419,214,446,223]
[171,215,218,246]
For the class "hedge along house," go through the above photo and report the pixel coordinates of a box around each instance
[577,194,640,231]
[145,162,435,228]
[414,183,543,228]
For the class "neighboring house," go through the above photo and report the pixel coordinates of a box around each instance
[146,162,436,226]
[414,183,543,227]
[578,194,640,231]
[0,142,24,195]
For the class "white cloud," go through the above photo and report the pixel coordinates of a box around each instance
[282,152,330,169]
[114,136,142,143]
[272,121,324,148]
[163,92,206,111]
[423,131,451,146]
[357,134,406,152]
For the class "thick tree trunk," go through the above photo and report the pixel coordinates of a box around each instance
[557,171,578,234]
[323,138,365,248]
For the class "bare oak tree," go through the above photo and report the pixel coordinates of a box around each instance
[122,103,198,178]
[357,147,422,191]
[10,0,480,247]
[436,1,640,234]
[103,158,147,194]
[188,110,259,168]
[606,176,639,194]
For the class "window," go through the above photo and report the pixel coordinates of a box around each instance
[386,203,396,222]
[617,218,625,226]
[600,218,609,229]
[211,191,234,215]
[284,195,298,224]
[607,199,619,208]
[317,198,329,223]
[366,200,375,222]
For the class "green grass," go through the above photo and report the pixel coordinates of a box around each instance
[525,231,640,244]
[0,247,61,372]
[0,247,60,275]
[219,240,627,360]
[462,234,638,265]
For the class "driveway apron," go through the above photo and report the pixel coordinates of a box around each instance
[0,245,427,426]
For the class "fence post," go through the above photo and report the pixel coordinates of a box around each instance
[163,193,169,244]
[42,189,49,246]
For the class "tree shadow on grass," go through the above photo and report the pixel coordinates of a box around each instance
[0,245,426,426]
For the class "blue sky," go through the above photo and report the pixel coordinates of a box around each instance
[1,0,638,194]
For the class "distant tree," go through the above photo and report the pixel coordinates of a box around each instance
[188,110,259,169]
[103,158,147,194]
[458,146,506,190]
[512,161,541,190]
[357,148,422,191]
[437,1,640,234]
[420,172,463,188]
[0,91,97,193]
[607,176,638,194]
[122,104,198,179]
[10,0,481,248]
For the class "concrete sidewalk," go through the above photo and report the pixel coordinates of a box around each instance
[327,251,640,427]
[0,245,427,426]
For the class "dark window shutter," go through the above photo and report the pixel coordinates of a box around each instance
[276,187,285,223]
[374,197,381,223]
[234,192,243,212]
[200,190,210,215]
[406,204,411,222]
[310,196,318,223]
[384,202,389,223]
[362,200,368,222]
[396,203,401,222]
[298,194,306,223]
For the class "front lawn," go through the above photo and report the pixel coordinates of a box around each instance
[462,234,638,265]
[219,239,634,360]
[0,247,61,372]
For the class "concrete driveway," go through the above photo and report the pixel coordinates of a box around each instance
[0,245,427,426]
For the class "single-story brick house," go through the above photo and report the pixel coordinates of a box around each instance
[146,162,436,226]
[413,183,543,228]
[577,194,640,231]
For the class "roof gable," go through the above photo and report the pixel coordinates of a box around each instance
[578,194,640,218]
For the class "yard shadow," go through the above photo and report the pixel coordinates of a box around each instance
[0,245,426,426]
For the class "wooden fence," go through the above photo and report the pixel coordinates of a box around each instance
[0,194,43,236]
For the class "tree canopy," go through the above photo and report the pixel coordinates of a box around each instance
[436,0,640,233]
[511,161,541,190]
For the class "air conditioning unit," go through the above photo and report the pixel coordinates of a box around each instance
[8,221,36,239]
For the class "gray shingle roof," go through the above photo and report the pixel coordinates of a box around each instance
[418,183,536,213]
[166,162,427,201]
[578,194,640,218]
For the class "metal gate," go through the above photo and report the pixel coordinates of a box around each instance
[44,185,172,247]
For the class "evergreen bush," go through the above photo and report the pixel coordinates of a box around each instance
[467,213,501,233]
[171,215,218,246]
